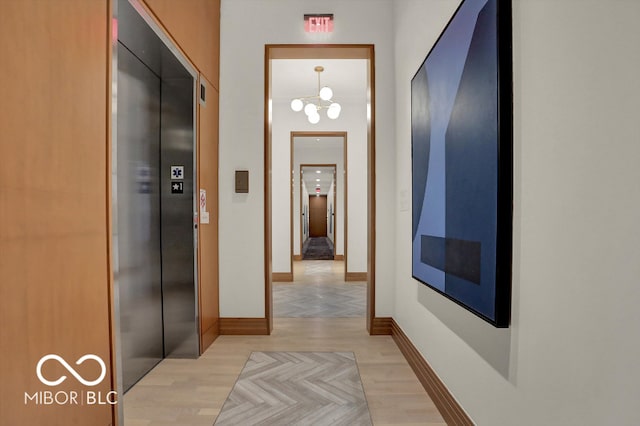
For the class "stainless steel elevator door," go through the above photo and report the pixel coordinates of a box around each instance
[117,44,164,392]
[160,77,197,358]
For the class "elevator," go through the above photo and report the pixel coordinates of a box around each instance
[115,0,199,393]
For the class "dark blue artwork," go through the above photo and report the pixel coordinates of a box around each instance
[411,0,512,327]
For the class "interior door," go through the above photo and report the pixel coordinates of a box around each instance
[309,195,328,237]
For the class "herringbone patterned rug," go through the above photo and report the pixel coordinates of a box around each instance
[213,352,372,426]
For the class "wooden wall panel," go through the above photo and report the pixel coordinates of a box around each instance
[0,1,114,425]
[198,77,220,352]
[143,0,220,89]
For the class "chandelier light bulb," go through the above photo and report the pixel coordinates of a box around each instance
[308,112,320,124]
[327,103,341,119]
[319,86,333,101]
[304,103,317,116]
[290,98,303,112]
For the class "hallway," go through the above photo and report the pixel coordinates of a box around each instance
[274,260,366,317]
[124,261,445,425]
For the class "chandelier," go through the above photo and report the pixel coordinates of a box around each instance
[290,66,341,124]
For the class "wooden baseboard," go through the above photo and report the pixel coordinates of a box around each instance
[293,255,303,261]
[200,319,220,354]
[272,272,293,282]
[371,317,392,335]
[345,272,367,281]
[391,319,473,425]
[219,318,270,335]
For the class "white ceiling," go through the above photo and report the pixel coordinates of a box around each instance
[272,59,367,103]
[295,136,342,195]
[301,165,335,196]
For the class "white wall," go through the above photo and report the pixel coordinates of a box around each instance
[301,181,310,243]
[327,175,335,244]
[291,139,345,260]
[394,0,640,424]
[220,0,396,317]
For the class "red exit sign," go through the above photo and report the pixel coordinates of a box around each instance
[304,14,334,33]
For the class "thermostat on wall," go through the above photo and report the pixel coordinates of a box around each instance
[235,170,249,193]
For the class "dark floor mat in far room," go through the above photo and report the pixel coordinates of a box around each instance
[302,237,334,260]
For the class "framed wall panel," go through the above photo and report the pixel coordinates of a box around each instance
[411,0,512,327]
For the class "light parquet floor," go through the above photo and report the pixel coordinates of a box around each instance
[124,318,445,426]
[123,261,446,425]
[274,261,365,318]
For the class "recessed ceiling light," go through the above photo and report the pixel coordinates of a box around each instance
[316,170,321,174]
[316,179,320,181]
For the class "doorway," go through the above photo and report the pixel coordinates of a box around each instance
[300,163,338,262]
[292,132,347,277]
[265,45,376,333]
